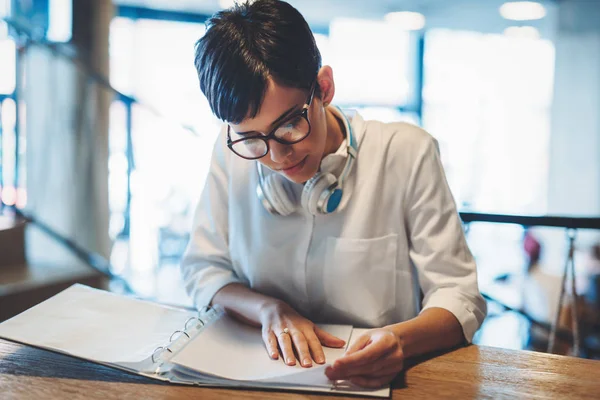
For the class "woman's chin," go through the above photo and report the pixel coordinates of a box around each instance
[281,157,316,184]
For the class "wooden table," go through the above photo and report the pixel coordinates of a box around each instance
[1,339,598,399]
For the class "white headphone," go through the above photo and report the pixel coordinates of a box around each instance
[256,106,358,216]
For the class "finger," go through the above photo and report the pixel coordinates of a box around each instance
[305,330,326,364]
[261,329,279,360]
[345,334,370,356]
[290,330,313,367]
[334,338,396,370]
[328,358,398,379]
[277,330,296,366]
[327,358,401,380]
[350,373,397,389]
[314,326,346,348]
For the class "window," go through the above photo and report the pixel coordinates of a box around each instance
[423,29,555,214]
[0,32,15,94]
[109,17,220,284]
[0,23,19,208]
[315,18,419,123]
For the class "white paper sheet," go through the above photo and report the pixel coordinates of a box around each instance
[170,314,353,382]
[0,284,195,363]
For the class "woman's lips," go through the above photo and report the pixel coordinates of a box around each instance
[281,156,308,175]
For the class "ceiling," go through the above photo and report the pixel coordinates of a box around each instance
[113,0,451,18]
[112,0,560,36]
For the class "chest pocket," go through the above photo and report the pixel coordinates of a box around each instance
[323,233,398,327]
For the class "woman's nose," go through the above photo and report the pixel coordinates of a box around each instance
[269,140,292,163]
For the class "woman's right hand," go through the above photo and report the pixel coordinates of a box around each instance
[259,300,346,368]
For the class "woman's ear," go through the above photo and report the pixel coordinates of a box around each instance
[317,66,335,107]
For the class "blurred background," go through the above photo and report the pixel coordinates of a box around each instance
[0,0,599,359]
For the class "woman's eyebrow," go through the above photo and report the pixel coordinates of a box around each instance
[234,105,301,136]
[270,105,301,127]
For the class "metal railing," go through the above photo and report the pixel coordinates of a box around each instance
[460,212,600,230]
[460,212,600,356]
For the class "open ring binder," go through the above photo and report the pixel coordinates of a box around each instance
[0,285,390,397]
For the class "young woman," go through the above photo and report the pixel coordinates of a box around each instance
[182,0,486,388]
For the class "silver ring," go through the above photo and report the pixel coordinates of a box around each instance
[278,327,290,338]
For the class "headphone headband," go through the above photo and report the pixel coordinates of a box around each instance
[332,106,357,188]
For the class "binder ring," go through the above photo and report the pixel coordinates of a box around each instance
[185,317,204,330]
[151,346,173,363]
[170,330,191,342]
[199,305,212,314]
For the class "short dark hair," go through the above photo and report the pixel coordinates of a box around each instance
[194,0,321,123]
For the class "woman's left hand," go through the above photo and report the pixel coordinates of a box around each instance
[324,328,404,388]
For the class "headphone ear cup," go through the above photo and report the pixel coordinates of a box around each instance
[301,172,338,215]
[301,173,322,214]
[263,173,297,216]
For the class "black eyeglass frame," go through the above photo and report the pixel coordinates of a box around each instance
[226,82,317,160]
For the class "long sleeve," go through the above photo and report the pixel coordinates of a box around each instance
[404,133,487,342]
[180,130,242,308]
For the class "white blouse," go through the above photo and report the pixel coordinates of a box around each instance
[181,109,487,342]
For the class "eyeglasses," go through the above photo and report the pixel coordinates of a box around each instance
[227,83,316,160]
